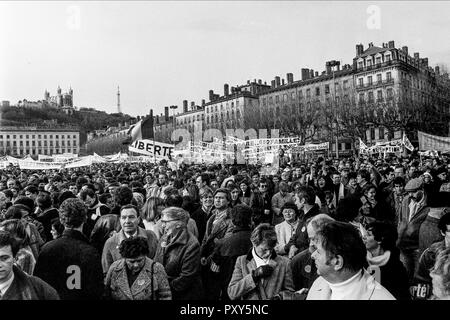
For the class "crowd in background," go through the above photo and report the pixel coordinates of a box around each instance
[1,153,450,300]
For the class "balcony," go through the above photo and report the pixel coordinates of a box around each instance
[356,78,395,91]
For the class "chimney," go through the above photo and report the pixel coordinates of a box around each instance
[435,66,440,75]
[183,100,188,113]
[356,44,364,56]
[388,41,395,49]
[224,84,229,96]
[258,79,262,85]
[247,80,250,84]
[301,68,310,80]
[315,71,319,77]
[264,81,267,85]
[326,61,332,75]
[402,46,408,55]
[368,42,374,48]
[423,58,429,67]
[282,79,285,85]
[414,52,420,60]
[209,90,214,102]
[156,115,160,124]
[191,101,195,110]
[310,69,314,78]
[271,80,276,88]
[202,99,205,106]
[275,76,281,87]
[164,106,169,121]
[287,73,294,84]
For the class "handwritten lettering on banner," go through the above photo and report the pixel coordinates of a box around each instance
[418,131,450,153]
[129,139,174,158]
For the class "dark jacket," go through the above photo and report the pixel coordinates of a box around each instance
[284,204,320,253]
[290,249,317,291]
[154,228,203,300]
[90,213,121,253]
[190,206,212,244]
[34,229,104,300]
[418,208,447,257]
[2,265,59,300]
[249,191,272,226]
[213,227,253,299]
[83,200,110,239]
[368,251,411,300]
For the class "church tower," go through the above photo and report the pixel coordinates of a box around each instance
[117,86,121,114]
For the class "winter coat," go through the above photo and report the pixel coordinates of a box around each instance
[290,249,317,291]
[284,204,320,253]
[36,207,59,243]
[1,265,59,300]
[190,206,212,243]
[397,195,430,252]
[104,257,172,300]
[200,208,234,262]
[102,227,158,274]
[90,214,121,253]
[418,208,447,257]
[227,250,295,300]
[154,228,204,300]
[34,229,104,300]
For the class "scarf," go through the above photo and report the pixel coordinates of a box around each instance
[366,250,391,267]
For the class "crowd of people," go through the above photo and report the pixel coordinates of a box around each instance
[1,153,450,300]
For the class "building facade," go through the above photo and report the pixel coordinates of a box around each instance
[0,127,80,157]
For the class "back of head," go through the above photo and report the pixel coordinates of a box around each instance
[165,193,183,208]
[231,204,252,229]
[336,196,362,222]
[119,236,149,259]
[316,221,367,273]
[13,196,35,212]
[308,213,335,232]
[115,186,133,207]
[250,223,277,248]
[0,219,30,247]
[36,192,53,210]
[366,221,398,254]
[59,198,87,229]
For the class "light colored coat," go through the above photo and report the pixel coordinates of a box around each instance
[104,257,171,300]
[102,227,158,274]
[306,270,395,300]
[227,251,295,300]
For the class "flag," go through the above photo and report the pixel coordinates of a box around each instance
[358,138,368,150]
[122,112,154,145]
[403,133,414,151]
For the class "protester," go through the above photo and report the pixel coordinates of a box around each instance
[0,231,59,300]
[104,236,172,300]
[154,207,204,300]
[429,248,450,300]
[227,223,295,300]
[307,221,395,300]
[34,198,104,300]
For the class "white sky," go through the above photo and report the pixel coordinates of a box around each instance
[1,1,450,117]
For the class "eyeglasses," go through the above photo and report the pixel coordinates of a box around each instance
[160,219,178,224]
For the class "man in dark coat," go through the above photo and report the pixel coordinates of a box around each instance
[286,186,321,258]
[0,231,59,300]
[34,198,104,300]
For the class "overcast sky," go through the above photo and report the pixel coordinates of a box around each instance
[1,1,449,117]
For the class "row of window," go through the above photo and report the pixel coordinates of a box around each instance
[176,114,205,124]
[1,149,78,156]
[206,101,240,113]
[359,88,394,102]
[0,134,78,140]
[357,53,392,69]
[0,141,77,147]
[358,72,392,86]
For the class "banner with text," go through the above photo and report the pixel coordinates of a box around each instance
[418,131,450,153]
[129,139,174,158]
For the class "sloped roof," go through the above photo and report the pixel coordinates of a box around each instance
[359,46,391,57]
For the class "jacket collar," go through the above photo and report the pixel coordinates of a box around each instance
[112,258,154,299]
[62,229,90,243]
[164,228,190,250]
[245,248,277,262]
[117,227,148,244]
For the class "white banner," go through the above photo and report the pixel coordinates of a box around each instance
[129,139,174,158]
